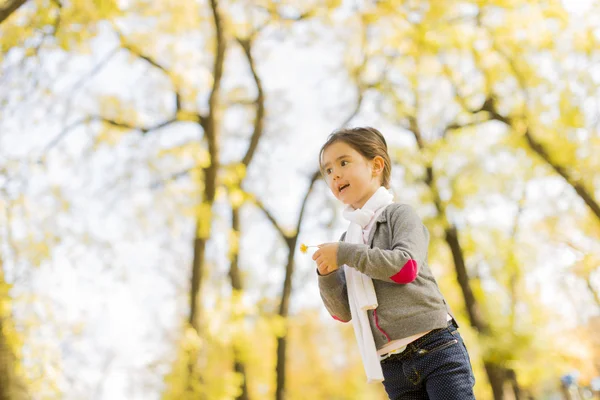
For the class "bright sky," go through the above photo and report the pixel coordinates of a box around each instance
[562,0,596,15]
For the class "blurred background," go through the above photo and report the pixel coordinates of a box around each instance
[1,0,600,399]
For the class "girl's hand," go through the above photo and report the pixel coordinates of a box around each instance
[312,243,339,275]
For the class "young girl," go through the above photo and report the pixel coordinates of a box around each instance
[313,127,475,399]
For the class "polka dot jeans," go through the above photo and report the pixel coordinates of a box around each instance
[380,321,476,399]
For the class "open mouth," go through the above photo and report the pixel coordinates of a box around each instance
[338,184,349,194]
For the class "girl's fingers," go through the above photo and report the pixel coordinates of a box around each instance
[318,264,329,274]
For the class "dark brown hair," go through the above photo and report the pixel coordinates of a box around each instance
[319,126,392,189]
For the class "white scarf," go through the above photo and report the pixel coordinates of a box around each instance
[342,186,393,383]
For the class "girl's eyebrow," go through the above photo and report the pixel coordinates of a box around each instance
[323,154,350,169]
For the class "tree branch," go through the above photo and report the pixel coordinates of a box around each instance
[41,115,180,157]
[470,26,600,222]
[251,197,288,240]
[0,0,27,25]
[295,171,321,233]
[101,116,179,133]
[445,119,492,132]
[187,0,227,345]
[237,37,265,167]
[113,26,182,113]
[438,53,482,115]
[204,0,227,142]
[68,47,120,94]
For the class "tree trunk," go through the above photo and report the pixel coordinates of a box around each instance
[445,226,489,334]
[229,208,249,400]
[446,225,508,400]
[275,237,296,400]
[0,318,16,400]
[221,34,265,400]
[188,0,225,335]
[412,114,512,398]
[0,321,27,400]
[271,172,319,400]
[0,264,28,400]
[507,368,523,400]
[185,0,225,395]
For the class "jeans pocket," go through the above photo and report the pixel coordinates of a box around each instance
[415,338,458,356]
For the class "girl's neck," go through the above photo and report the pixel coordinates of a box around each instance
[351,185,385,210]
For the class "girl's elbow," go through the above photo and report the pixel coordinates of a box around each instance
[332,315,351,323]
[389,259,418,284]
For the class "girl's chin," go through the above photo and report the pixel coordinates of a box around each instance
[337,192,349,203]
[340,197,354,206]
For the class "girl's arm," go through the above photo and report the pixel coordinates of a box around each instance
[337,204,428,284]
[318,267,352,322]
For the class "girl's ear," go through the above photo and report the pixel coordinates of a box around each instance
[372,156,385,175]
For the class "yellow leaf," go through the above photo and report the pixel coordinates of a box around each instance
[196,148,211,169]
[176,110,200,122]
[229,188,245,209]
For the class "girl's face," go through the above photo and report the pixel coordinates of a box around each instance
[321,140,384,209]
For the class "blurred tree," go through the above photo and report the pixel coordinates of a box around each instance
[34,0,344,397]
[223,33,265,400]
[0,257,28,400]
[344,1,600,398]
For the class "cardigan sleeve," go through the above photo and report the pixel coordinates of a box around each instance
[317,232,351,322]
[336,204,428,284]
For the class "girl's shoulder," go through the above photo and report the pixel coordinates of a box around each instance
[381,203,423,225]
[382,202,417,216]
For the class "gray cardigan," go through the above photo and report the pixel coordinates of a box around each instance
[317,203,454,350]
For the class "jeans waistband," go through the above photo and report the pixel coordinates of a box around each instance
[380,319,457,364]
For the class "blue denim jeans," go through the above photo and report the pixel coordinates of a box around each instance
[380,321,476,399]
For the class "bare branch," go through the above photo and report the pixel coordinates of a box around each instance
[102,116,179,133]
[28,0,61,59]
[295,170,321,233]
[112,26,182,113]
[340,90,364,128]
[237,37,265,167]
[469,21,600,221]
[251,197,287,240]
[0,0,27,25]
[149,167,196,190]
[41,115,180,157]
[204,0,227,143]
[68,47,120,94]
[248,170,321,247]
[445,119,491,132]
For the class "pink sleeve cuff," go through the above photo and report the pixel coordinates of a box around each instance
[389,259,418,284]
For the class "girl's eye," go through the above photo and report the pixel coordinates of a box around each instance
[325,168,332,174]
[341,160,348,166]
